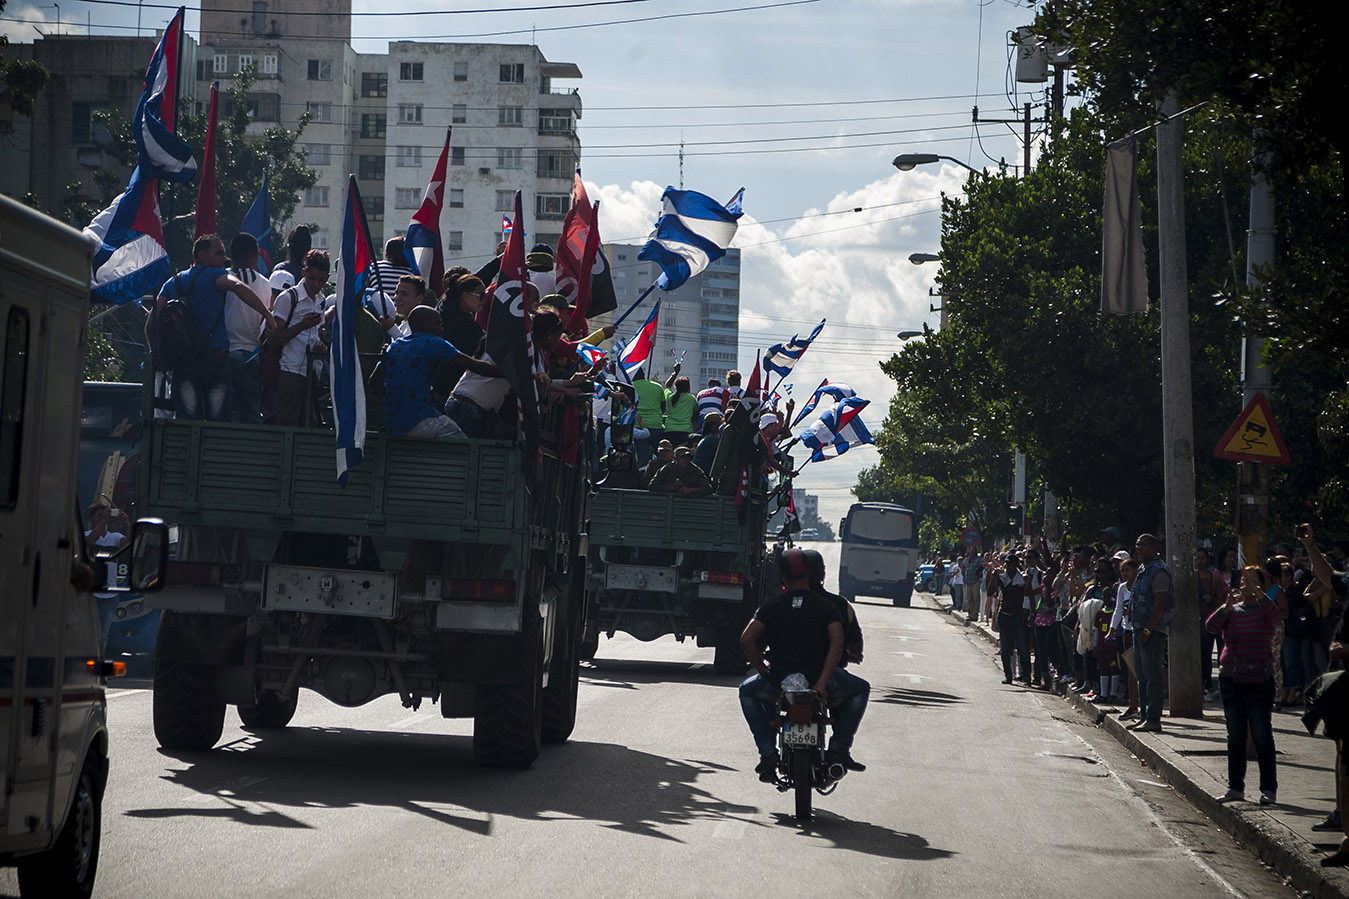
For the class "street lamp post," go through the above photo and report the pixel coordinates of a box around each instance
[893,153,980,175]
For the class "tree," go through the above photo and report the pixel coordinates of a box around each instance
[0,0,48,117]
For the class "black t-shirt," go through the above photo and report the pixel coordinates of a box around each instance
[753,588,841,685]
[816,588,864,663]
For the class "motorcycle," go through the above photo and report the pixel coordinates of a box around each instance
[772,673,846,821]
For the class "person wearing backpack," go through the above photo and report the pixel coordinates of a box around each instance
[225,231,268,424]
[150,233,277,421]
[269,249,331,427]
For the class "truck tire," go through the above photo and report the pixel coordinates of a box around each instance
[238,691,298,730]
[713,629,747,676]
[792,749,813,822]
[542,591,581,743]
[17,753,101,899]
[474,619,544,768]
[153,655,225,751]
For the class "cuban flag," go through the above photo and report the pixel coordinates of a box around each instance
[618,299,661,376]
[734,350,763,512]
[240,172,273,273]
[799,397,874,461]
[331,175,377,485]
[576,342,605,368]
[134,7,196,184]
[765,319,825,377]
[404,128,451,294]
[791,378,856,426]
[638,187,743,291]
[502,214,513,239]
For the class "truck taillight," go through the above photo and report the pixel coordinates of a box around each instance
[446,578,516,603]
[87,659,126,677]
[700,571,744,585]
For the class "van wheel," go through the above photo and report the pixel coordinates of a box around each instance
[238,691,298,730]
[153,657,225,751]
[17,754,101,898]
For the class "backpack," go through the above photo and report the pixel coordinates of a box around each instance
[156,269,221,368]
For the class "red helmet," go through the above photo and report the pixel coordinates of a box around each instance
[778,547,809,579]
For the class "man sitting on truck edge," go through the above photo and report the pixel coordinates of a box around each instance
[648,446,713,495]
[739,548,848,782]
[381,306,502,439]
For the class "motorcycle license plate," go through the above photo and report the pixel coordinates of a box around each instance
[782,723,821,747]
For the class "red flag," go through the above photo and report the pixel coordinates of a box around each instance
[566,200,601,333]
[193,81,218,239]
[554,170,592,300]
[484,191,539,463]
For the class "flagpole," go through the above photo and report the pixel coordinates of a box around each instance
[612,281,659,329]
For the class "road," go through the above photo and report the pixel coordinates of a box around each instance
[4,545,1295,898]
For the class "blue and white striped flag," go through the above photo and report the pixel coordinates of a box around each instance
[792,378,856,426]
[638,187,743,291]
[799,397,873,461]
[765,319,825,377]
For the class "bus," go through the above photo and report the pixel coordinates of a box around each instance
[837,502,919,607]
[79,381,158,677]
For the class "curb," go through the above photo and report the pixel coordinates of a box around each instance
[932,598,1349,899]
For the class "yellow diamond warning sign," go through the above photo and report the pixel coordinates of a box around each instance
[1213,393,1291,465]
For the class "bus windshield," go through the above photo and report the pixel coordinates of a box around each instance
[844,504,915,544]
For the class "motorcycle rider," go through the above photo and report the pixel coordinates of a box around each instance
[803,549,865,667]
[739,548,869,782]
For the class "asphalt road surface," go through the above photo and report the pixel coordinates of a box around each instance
[3,553,1297,898]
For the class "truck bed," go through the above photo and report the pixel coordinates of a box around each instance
[589,488,756,558]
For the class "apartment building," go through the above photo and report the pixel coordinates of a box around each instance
[601,245,741,385]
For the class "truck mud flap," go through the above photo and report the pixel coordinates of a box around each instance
[156,611,246,667]
[435,633,535,686]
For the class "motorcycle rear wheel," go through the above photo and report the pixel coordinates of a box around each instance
[792,749,813,821]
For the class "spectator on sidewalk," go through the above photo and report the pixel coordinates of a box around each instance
[1207,564,1280,806]
[1197,547,1224,701]
[963,551,984,623]
[1074,559,1111,695]
[949,562,965,611]
[1128,534,1174,733]
[994,555,1031,686]
[1110,556,1142,717]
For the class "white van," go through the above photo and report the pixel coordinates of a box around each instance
[0,193,165,897]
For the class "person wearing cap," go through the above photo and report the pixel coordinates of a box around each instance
[1101,526,1126,556]
[527,244,556,297]
[693,410,723,472]
[648,445,713,495]
[640,439,675,487]
[1128,535,1173,731]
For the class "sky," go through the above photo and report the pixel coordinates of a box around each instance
[4,0,1055,526]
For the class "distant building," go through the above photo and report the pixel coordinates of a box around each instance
[598,245,741,384]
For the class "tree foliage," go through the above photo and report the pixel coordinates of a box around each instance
[0,1,48,117]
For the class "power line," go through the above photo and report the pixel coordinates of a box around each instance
[76,0,679,17]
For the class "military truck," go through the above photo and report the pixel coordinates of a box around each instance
[137,386,590,768]
[583,485,766,674]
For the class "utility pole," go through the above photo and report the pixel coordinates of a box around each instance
[1239,143,1275,567]
[1156,93,1201,718]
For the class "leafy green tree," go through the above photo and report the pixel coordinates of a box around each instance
[0,0,48,117]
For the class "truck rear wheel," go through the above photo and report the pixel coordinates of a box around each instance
[152,617,226,751]
[16,753,101,899]
[238,691,298,730]
[541,627,579,744]
[474,618,544,768]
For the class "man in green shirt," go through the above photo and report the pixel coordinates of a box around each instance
[632,368,668,467]
[648,447,713,495]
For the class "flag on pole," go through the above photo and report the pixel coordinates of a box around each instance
[240,172,273,273]
[764,319,825,377]
[734,350,763,510]
[791,378,856,426]
[404,127,451,294]
[193,81,218,239]
[485,191,540,465]
[554,170,593,300]
[502,214,513,239]
[133,6,195,184]
[799,397,874,461]
[566,200,602,333]
[1101,136,1149,315]
[331,175,377,485]
[617,299,661,376]
[576,342,606,367]
[638,187,743,291]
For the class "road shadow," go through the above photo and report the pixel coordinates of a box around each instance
[873,687,965,708]
[585,657,744,688]
[769,810,956,861]
[128,729,758,844]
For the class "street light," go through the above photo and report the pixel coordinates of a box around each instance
[896,330,923,340]
[908,253,940,266]
[892,153,980,175]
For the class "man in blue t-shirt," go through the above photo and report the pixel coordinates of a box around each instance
[151,234,277,421]
[381,306,501,439]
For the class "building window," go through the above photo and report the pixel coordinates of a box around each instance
[311,228,329,249]
[359,155,385,180]
[538,150,576,179]
[451,104,467,124]
[304,143,331,165]
[360,72,387,97]
[396,146,421,167]
[497,147,522,169]
[213,53,228,75]
[368,198,383,221]
[495,190,514,211]
[237,52,253,72]
[398,103,423,125]
[195,59,211,81]
[399,61,424,82]
[536,193,567,220]
[395,188,420,209]
[307,59,332,81]
[450,147,465,166]
[499,63,524,83]
[448,188,464,208]
[306,101,331,122]
[447,231,463,251]
[246,93,278,122]
[539,109,574,135]
[360,114,386,138]
[71,102,111,145]
[453,61,468,82]
[261,52,278,75]
[251,1,268,34]
[498,106,523,127]
[304,186,329,207]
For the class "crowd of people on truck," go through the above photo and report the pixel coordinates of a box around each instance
[925,523,1349,863]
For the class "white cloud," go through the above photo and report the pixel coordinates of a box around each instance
[1,4,86,40]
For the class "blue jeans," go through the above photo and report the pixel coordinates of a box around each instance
[739,668,870,757]
[1219,675,1277,794]
[443,397,483,437]
[998,612,1030,682]
[228,349,262,424]
[1135,630,1167,723]
[173,351,230,421]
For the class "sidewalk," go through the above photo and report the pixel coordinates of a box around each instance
[924,589,1349,899]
